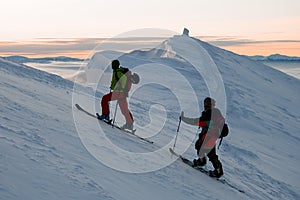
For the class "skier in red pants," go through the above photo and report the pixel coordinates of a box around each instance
[97,60,139,131]
[100,91,133,128]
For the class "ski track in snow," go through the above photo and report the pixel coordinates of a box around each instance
[1,34,300,200]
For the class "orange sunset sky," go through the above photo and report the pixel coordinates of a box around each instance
[0,0,299,58]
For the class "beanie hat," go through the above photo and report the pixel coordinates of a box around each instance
[204,97,216,110]
[112,60,120,70]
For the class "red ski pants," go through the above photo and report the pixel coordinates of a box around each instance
[101,92,133,124]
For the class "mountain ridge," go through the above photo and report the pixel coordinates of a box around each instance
[247,54,300,61]
[2,55,84,64]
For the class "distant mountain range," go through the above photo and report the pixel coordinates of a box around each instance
[2,55,84,64]
[247,54,300,61]
[2,54,299,65]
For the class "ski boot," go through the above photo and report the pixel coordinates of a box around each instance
[96,113,110,121]
[193,157,207,167]
[209,167,223,178]
[121,123,133,131]
[209,158,223,178]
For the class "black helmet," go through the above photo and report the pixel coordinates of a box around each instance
[130,73,140,84]
[112,60,120,70]
[204,97,215,110]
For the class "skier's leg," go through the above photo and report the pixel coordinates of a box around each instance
[118,97,134,125]
[193,139,207,167]
[101,92,113,115]
[207,146,223,177]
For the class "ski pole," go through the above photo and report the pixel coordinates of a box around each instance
[112,101,119,127]
[173,111,182,150]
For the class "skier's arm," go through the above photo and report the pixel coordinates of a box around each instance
[181,112,211,127]
[181,116,199,125]
[110,71,117,90]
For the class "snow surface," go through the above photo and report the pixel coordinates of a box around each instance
[1,34,300,200]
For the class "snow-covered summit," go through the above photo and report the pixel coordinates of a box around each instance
[1,33,300,200]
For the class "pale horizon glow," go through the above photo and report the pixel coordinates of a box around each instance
[0,0,299,57]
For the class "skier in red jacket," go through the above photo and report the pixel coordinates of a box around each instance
[181,97,225,178]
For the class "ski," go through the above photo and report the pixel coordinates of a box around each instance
[169,148,245,194]
[95,113,136,134]
[75,104,153,144]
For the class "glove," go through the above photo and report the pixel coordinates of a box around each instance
[180,111,184,120]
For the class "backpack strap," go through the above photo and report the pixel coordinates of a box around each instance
[217,137,223,149]
[111,69,127,91]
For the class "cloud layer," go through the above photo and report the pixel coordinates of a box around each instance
[1,36,299,58]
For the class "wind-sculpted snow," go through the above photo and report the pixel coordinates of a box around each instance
[1,32,300,200]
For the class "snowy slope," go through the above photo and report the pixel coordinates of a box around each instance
[0,59,245,200]
[1,33,300,200]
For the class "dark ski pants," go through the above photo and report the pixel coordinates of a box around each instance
[196,142,222,170]
[206,146,222,170]
[101,92,133,124]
